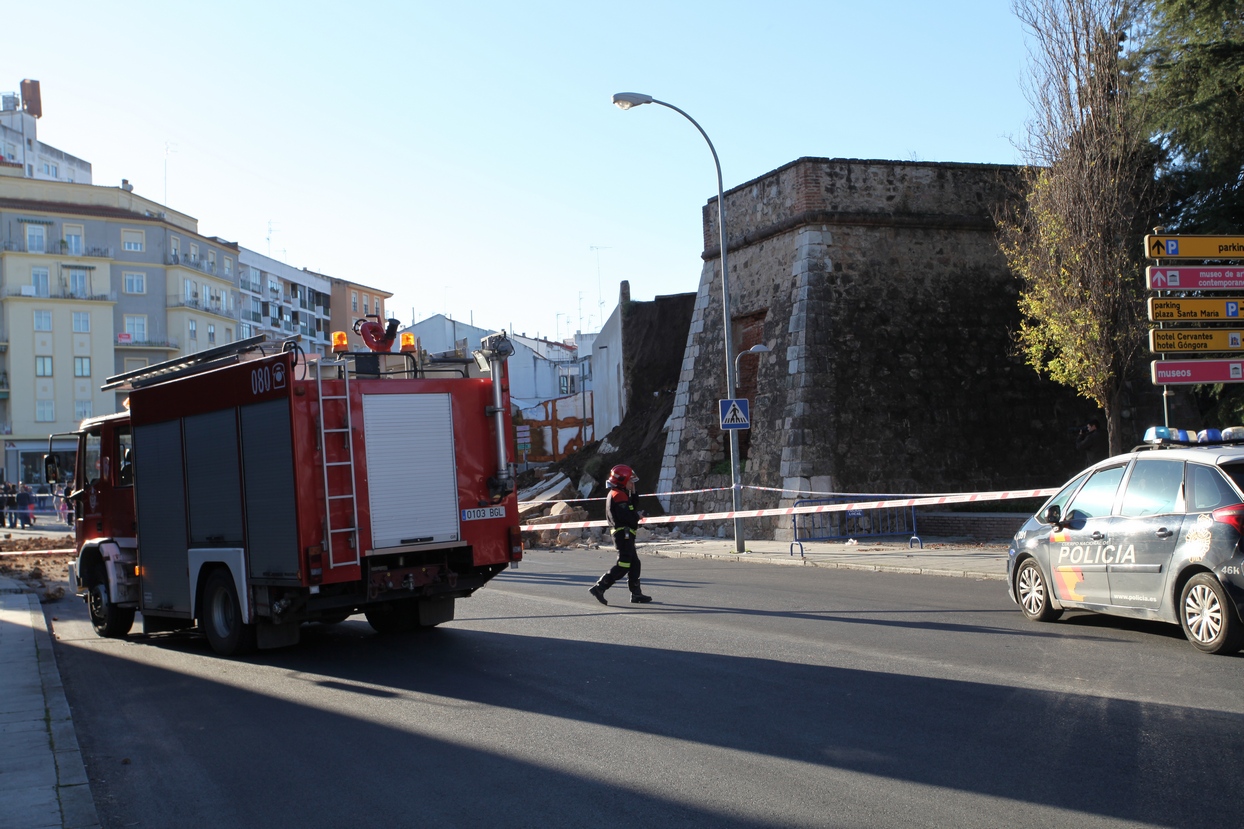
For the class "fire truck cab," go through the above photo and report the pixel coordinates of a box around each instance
[46,332,522,656]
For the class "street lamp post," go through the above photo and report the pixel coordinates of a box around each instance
[612,92,748,552]
[735,343,771,381]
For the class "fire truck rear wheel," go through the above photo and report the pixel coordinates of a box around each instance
[202,568,257,656]
[364,600,419,634]
[88,583,135,638]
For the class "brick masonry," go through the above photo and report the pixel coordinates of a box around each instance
[657,157,1170,540]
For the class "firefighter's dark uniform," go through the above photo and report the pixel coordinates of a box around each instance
[590,486,650,603]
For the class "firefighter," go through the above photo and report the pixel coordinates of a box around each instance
[589,464,652,605]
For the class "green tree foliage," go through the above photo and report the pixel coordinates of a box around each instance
[1138,0,1244,231]
[1000,0,1157,456]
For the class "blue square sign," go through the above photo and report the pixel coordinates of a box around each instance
[719,398,750,430]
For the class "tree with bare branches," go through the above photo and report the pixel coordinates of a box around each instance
[999,0,1158,456]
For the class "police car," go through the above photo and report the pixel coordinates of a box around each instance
[1008,426,1244,654]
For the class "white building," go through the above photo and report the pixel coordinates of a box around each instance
[401,315,596,409]
[1,81,92,184]
[236,249,333,356]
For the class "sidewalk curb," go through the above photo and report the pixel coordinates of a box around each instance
[642,546,1008,580]
[26,592,100,829]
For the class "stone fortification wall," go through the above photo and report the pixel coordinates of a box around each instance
[657,157,1164,540]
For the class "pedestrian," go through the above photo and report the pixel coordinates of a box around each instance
[1075,417,1107,464]
[56,483,69,524]
[589,464,652,605]
[16,484,33,528]
[2,483,13,528]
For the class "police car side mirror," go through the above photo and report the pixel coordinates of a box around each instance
[1042,504,1062,527]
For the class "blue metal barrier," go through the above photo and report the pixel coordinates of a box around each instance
[792,496,918,543]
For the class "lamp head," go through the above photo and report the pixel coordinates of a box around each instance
[748,344,771,355]
[612,92,654,110]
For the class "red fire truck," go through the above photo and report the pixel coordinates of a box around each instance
[45,327,522,656]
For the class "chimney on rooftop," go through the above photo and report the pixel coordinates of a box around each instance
[121,179,133,192]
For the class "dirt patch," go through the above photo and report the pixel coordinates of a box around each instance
[0,535,75,603]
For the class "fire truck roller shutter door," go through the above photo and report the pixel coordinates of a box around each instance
[132,419,192,613]
[240,398,299,581]
[363,393,460,549]
[183,409,245,548]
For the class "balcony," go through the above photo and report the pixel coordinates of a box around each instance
[2,240,113,258]
[5,287,116,302]
[168,297,235,317]
[170,254,218,276]
[115,335,179,349]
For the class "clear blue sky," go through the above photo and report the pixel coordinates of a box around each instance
[9,0,1031,341]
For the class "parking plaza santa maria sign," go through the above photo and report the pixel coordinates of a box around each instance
[1148,297,1243,321]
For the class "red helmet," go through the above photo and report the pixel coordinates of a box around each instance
[607,464,637,488]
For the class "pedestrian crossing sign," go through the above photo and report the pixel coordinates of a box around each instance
[719,398,750,430]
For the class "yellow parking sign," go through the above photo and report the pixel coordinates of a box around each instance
[1146,235,1244,259]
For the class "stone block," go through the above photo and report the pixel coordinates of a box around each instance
[810,475,835,495]
[784,477,810,498]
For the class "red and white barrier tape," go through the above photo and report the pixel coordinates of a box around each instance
[523,485,735,504]
[523,484,1020,506]
[519,488,1058,532]
[0,548,76,557]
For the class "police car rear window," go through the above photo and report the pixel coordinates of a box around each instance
[1188,464,1239,511]
[1215,462,1244,502]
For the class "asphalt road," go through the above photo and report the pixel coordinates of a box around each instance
[48,548,1244,829]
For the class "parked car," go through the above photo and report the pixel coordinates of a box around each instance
[1008,427,1244,654]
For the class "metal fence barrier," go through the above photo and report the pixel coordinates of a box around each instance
[791,496,918,545]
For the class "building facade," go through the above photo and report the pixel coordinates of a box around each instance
[237,250,333,356]
[1,81,92,184]
[329,277,391,351]
[0,175,239,483]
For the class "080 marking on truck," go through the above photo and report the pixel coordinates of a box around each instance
[250,363,286,396]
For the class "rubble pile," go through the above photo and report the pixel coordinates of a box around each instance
[0,534,75,603]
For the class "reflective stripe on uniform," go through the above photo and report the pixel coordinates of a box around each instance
[611,527,634,536]
[616,560,631,568]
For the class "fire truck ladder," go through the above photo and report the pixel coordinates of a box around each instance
[313,360,361,568]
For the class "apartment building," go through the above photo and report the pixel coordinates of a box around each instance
[328,276,392,351]
[237,250,332,356]
[1,81,93,184]
[0,174,238,484]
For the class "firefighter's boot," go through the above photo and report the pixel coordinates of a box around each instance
[589,576,614,605]
[629,581,652,604]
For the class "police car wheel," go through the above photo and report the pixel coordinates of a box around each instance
[1016,559,1062,623]
[1179,573,1244,655]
